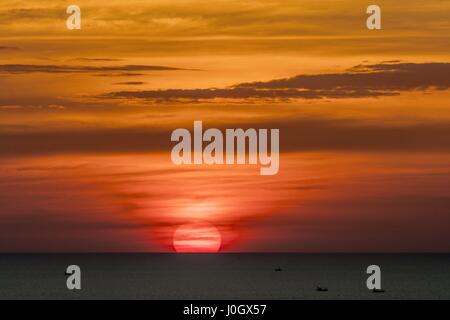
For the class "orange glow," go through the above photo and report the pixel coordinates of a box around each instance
[173,222,222,253]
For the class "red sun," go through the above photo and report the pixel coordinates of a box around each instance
[173,222,222,253]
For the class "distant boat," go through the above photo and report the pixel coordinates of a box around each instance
[372,288,385,293]
[316,286,328,292]
[274,268,282,272]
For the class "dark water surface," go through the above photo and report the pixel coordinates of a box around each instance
[0,254,448,299]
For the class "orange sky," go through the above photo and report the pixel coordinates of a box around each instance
[0,0,449,252]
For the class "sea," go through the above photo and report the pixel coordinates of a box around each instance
[0,253,448,299]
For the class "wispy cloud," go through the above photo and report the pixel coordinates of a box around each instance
[0,46,19,51]
[0,64,187,74]
[114,81,146,85]
[73,57,123,62]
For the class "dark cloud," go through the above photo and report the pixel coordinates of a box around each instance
[0,64,186,74]
[1,119,450,157]
[74,58,123,62]
[239,62,450,90]
[0,181,154,251]
[105,62,450,102]
[0,46,19,51]
[114,81,146,85]
[95,73,145,77]
[241,195,450,252]
[0,127,169,156]
[108,87,396,100]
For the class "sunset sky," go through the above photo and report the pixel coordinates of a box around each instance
[0,0,449,252]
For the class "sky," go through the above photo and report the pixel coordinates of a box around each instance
[0,0,449,252]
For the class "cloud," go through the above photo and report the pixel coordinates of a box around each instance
[114,81,146,85]
[95,73,145,77]
[238,62,450,91]
[0,174,155,251]
[74,57,123,62]
[1,118,450,157]
[0,127,169,156]
[0,46,19,51]
[105,62,450,102]
[0,104,66,110]
[0,64,186,74]
[239,194,450,252]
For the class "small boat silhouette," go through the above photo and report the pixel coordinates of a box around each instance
[316,286,328,292]
[372,288,385,293]
[274,268,282,272]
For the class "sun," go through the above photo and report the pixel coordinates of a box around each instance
[173,222,222,253]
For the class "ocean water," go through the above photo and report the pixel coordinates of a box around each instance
[0,254,448,300]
